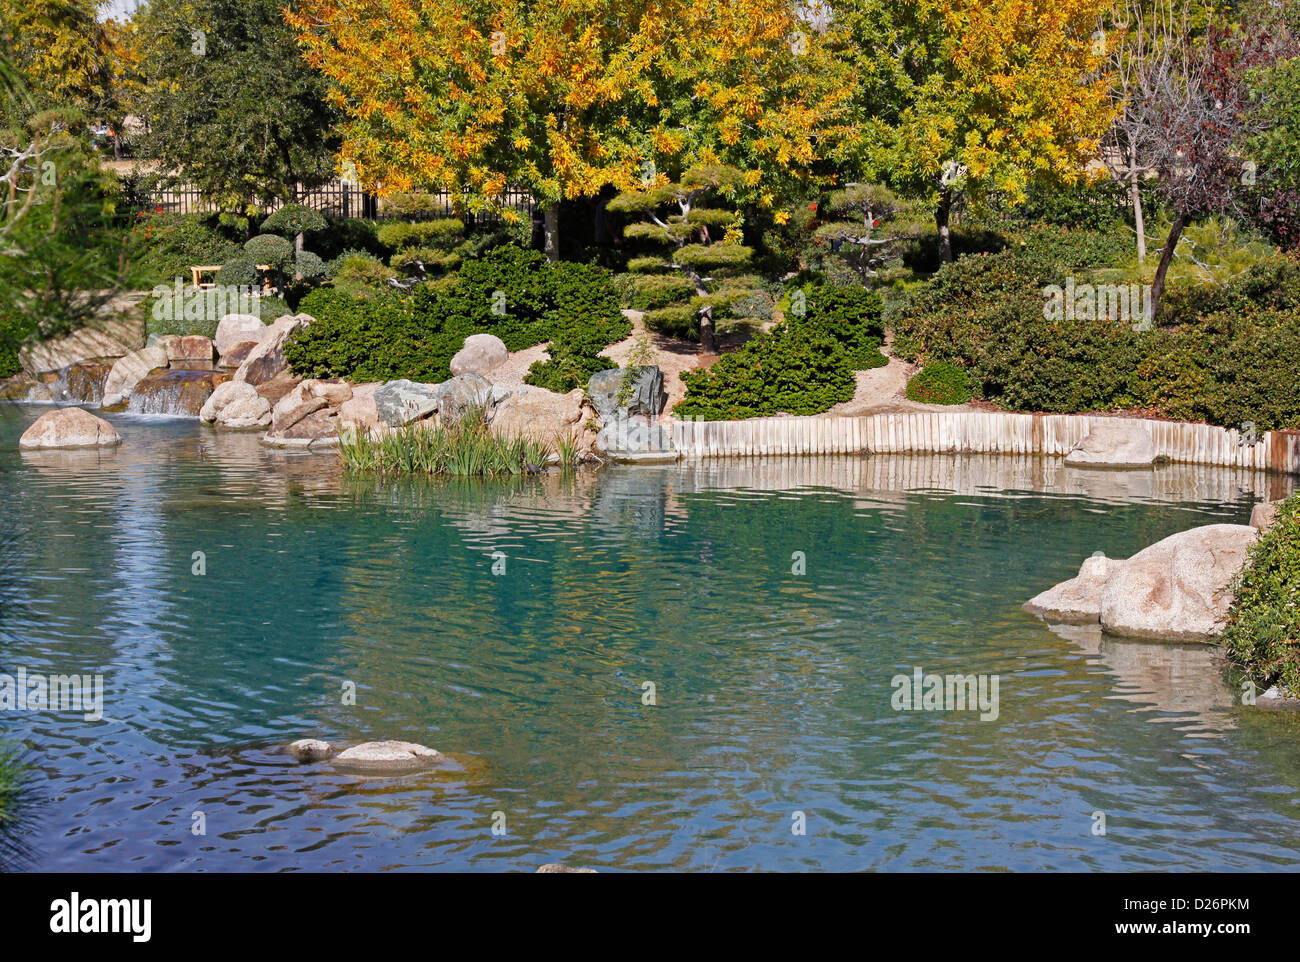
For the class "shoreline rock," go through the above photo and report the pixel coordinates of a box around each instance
[1024,523,1258,642]
[1064,421,1158,469]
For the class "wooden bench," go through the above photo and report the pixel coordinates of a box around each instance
[191,264,275,291]
[190,265,224,288]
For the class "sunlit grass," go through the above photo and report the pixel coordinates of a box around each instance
[338,406,561,477]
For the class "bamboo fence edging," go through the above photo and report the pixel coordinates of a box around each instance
[659,412,1300,475]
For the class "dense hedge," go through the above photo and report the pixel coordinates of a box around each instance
[906,361,971,405]
[1223,494,1300,696]
[283,246,629,385]
[675,323,856,419]
[673,282,889,419]
[793,285,888,369]
[893,244,1300,430]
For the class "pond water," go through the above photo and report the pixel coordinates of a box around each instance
[3,403,1299,872]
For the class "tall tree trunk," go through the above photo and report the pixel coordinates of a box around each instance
[935,188,953,264]
[1129,143,1146,264]
[544,203,560,262]
[1150,213,1187,321]
[685,268,715,354]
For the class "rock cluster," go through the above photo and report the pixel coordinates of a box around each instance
[288,738,444,773]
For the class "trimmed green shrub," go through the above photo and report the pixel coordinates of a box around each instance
[285,246,629,385]
[295,250,326,281]
[261,204,328,238]
[1222,493,1300,695]
[215,253,259,288]
[377,219,465,251]
[793,285,887,369]
[244,233,294,267]
[331,253,393,294]
[675,323,856,419]
[906,361,972,405]
[644,304,698,339]
[629,274,697,310]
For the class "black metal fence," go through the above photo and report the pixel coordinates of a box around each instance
[137,179,535,223]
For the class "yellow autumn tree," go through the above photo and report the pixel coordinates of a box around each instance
[832,0,1116,261]
[288,0,853,258]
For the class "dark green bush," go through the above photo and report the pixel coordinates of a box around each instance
[1223,493,1300,695]
[675,323,856,419]
[894,248,1147,413]
[906,361,972,405]
[244,233,294,267]
[285,246,628,385]
[792,284,887,369]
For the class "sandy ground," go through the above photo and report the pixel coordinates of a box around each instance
[493,311,976,417]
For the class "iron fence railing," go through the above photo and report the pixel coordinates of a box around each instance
[133,179,535,223]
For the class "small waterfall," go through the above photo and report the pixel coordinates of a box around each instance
[49,359,113,403]
[126,369,227,417]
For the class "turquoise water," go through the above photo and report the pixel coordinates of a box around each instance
[2,402,1299,872]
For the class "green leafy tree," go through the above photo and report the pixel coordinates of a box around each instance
[129,0,342,223]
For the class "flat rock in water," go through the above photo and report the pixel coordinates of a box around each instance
[19,408,122,449]
[1064,421,1157,468]
[536,863,598,873]
[288,739,334,762]
[330,740,443,773]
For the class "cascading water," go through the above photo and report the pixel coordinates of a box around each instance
[126,369,228,417]
[47,359,114,403]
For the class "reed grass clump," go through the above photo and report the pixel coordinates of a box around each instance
[338,406,562,477]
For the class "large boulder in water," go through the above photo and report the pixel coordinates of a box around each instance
[102,344,169,407]
[1023,553,1121,625]
[1098,524,1258,641]
[1064,421,1157,468]
[19,408,121,449]
[233,313,312,386]
[330,740,442,774]
[449,333,508,377]
[199,380,271,429]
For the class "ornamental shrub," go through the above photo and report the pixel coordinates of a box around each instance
[905,361,972,405]
[1222,493,1300,695]
[675,323,856,419]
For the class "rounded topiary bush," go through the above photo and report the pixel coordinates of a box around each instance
[244,233,294,267]
[1222,494,1300,696]
[261,203,328,238]
[906,361,972,405]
